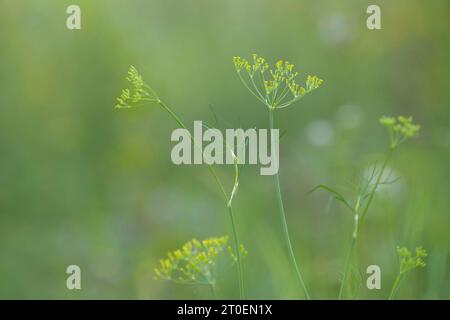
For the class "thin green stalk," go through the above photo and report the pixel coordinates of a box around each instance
[157,99,244,299]
[269,109,310,300]
[227,156,244,299]
[388,273,402,300]
[338,151,392,299]
[228,205,244,299]
[338,234,356,299]
[359,150,392,225]
[338,197,360,299]
[158,100,228,200]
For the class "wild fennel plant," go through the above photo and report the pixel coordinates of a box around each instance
[233,54,323,299]
[154,236,248,298]
[115,66,245,299]
[389,246,427,299]
[311,115,421,299]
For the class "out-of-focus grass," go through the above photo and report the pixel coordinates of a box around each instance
[0,0,449,299]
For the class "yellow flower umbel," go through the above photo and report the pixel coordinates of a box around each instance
[380,115,421,149]
[154,236,247,290]
[115,66,159,108]
[389,246,427,299]
[233,54,323,109]
[397,246,427,274]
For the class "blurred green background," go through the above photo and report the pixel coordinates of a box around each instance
[0,0,449,299]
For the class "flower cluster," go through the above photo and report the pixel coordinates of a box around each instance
[397,246,427,275]
[233,54,323,109]
[115,66,159,109]
[233,54,269,75]
[154,236,247,285]
[380,115,421,149]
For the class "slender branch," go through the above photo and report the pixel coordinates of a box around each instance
[359,150,393,226]
[338,233,356,299]
[338,151,392,299]
[157,100,228,201]
[249,75,267,102]
[273,85,290,107]
[226,154,244,299]
[338,196,360,299]
[146,99,244,299]
[237,73,267,105]
[388,273,403,300]
[228,205,244,299]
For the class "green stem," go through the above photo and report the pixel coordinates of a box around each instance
[228,205,244,299]
[359,150,392,225]
[339,198,360,299]
[269,109,310,300]
[338,234,356,299]
[158,100,228,201]
[338,151,392,299]
[157,100,243,299]
[388,273,403,300]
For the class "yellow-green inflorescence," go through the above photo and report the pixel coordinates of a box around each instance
[389,246,427,299]
[115,66,159,109]
[233,54,323,109]
[154,236,247,286]
[397,246,427,275]
[380,115,421,149]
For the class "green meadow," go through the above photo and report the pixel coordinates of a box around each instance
[0,0,449,299]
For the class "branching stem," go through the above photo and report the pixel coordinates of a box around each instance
[156,99,244,299]
[338,151,392,299]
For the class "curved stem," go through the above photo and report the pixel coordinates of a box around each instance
[158,100,228,201]
[237,73,266,105]
[228,205,244,299]
[339,151,392,299]
[359,151,392,224]
[269,109,310,299]
[339,199,359,299]
[157,100,243,299]
[249,75,266,102]
[389,273,402,300]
